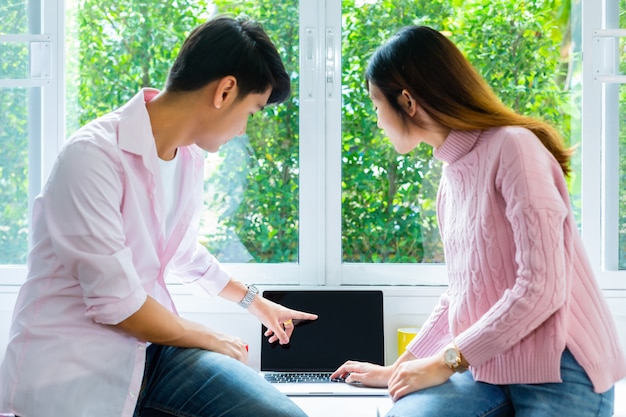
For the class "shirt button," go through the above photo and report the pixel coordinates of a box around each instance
[129,392,136,398]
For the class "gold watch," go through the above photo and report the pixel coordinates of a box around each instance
[443,345,468,373]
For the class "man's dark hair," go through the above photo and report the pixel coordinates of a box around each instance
[166,15,290,105]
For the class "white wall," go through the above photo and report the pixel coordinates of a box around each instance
[1,286,625,369]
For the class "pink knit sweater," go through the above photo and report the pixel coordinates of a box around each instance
[407,127,626,393]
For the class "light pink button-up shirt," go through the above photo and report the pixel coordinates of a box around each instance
[0,89,231,417]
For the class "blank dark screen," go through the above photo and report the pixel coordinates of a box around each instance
[261,290,384,372]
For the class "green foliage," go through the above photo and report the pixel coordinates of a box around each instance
[618,0,626,268]
[341,0,572,263]
[0,0,29,264]
[451,0,571,136]
[341,0,454,263]
[1,0,578,267]
[0,0,27,33]
[204,0,300,262]
[0,88,29,264]
[72,0,211,124]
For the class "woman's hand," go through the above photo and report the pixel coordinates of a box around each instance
[248,296,318,345]
[330,361,393,388]
[387,354,454,401]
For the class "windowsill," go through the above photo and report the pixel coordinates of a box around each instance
[1,284,625,315]
[1,286,625,371]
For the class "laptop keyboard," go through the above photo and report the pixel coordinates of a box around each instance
[263,372,337,383]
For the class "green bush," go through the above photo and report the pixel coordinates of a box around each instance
[0,0,578,266]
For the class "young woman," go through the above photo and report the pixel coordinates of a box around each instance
[331,25,626,417]
[0,16,316,417]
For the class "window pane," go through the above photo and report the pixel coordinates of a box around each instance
[1,0,38,269]
[341,0,448,264]
[202,1,300,263]
[618,0,626,269]
[620,85,626,269]
[0,87,29,264]
[0,0,28,33]
[569,0,583,228]
[66,0,299,264]
[0,42,29,79]
[341,0,577,264]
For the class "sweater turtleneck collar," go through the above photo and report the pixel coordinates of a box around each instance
[433,129,482,164]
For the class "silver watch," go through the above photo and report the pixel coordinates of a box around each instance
[238,284,259,308]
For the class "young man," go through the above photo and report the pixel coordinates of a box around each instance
[0,15,315,417]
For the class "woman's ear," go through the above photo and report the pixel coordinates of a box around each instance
[399,89,417,117]
[213,75,238,109]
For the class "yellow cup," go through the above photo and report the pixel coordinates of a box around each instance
[397,327,421,357]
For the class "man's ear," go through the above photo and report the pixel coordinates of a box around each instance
[399,89,417,117]
[213,76,238,109]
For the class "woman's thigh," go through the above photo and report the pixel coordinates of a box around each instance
[134,344,308,417]
[385,372,513,417]
[507,350,615,417]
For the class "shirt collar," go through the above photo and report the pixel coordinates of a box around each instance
[117,88,160,157]
[433,129,482,164]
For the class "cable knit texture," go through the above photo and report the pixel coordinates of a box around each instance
[406,127,626,393]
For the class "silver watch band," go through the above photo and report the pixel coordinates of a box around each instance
[238,284,258,308]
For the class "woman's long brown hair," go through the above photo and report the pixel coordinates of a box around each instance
[365,26,572,176]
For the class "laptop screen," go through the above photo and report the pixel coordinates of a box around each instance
[261,290,385,372]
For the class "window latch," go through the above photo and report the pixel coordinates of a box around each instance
[326,28,334,98]
[30,41,51,80]
[592,29,626,84]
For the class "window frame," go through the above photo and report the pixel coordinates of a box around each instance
[581,0,626,289]
[0,0,625,293]
[0,0,64,285]
[323,0,450,286]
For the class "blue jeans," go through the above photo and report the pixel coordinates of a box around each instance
[132,344,308,417]
[386,349,615,417]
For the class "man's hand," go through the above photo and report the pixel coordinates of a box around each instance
[114,296,250,362]
[249,296,318,345]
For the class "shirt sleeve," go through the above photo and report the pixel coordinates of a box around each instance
[170,240,231,296]
[43,138,147,325]
[168,156,231,296]
[454,131,570,367]
[406,291,452,358]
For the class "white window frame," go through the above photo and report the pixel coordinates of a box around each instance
[183,0,329,287]
[1,0,625,294]
[0,0,64,285]
[581,0,626,289]
[320,0,448,287]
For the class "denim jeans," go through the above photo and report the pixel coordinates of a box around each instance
[386,349,615,417]
[132,344,308,417]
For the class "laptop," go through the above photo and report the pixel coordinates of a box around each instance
[260,289,389,396]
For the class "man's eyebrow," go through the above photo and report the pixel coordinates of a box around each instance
[258,104,266,111]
